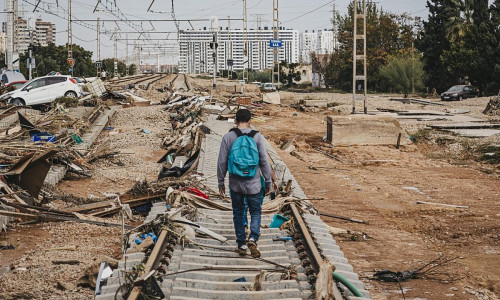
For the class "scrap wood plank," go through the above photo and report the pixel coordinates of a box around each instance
[127,230,169,300]
[429,123,500,129]
[0,209,134,229]
[390,98,446,106]
[67,194,163,213]
[416,201,468,209]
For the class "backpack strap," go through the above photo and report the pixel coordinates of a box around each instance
[247,130,258,138]
[230,128,243,137]
[230,128,259,138]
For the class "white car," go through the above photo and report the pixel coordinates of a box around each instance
[0,75,81,106]
[263,83,277,91]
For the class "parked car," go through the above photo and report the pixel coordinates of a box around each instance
[252,81,262,88]
[1,71,26,85]
[441,85,478,101]
[0,75,81,106]
[263,83,276,91]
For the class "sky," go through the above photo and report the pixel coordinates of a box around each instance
[2,0,430,64]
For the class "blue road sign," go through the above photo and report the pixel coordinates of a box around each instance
[269,39,282,48]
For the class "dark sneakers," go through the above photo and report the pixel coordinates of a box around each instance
[247,238,261,258]
[235,245,248,256]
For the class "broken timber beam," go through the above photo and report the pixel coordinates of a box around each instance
[127,230,169,300]
[0,209,134,229]
[288,203,343,300]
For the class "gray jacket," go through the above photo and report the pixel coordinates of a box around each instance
[217,128,272,195]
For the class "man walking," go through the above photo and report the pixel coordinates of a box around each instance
[217,109,272,258]
[101,70,107,81]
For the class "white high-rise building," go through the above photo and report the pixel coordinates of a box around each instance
[1,17,56,54]
[179,27,300,74]
[318,30,334,54]
[300,31,318,64]
[300,30,335,63]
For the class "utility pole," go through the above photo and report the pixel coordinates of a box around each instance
[113,30,118,78]
[96,17,101,77]
[67,0,73,76]
[210,16,219,103]
[332,1,337,51]
[352,0,367,114]
[6,0,14,70]
[6,0,20,71]
[252,14,266,70]
[272,0,280,87]
[27,15,34,80]
[125,34,129,76]
[227,16,232,79]
[242,0,248,83]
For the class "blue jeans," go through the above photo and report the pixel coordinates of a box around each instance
[230,190,262,247]
[243,189,265,227]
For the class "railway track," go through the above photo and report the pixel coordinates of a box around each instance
[95,110,370,300]
[107,74,166,89]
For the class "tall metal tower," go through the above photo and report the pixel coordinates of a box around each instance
[252,14,266,71]
[272,0,279,86]
[332,1,337,51]
[352,0,367,114]
[113,30,118,78]
[6,0,15,70]
[242,0,248,83]
[227,16,233,79]
[67,0,73,76]
[125,34,129,75]
[96,18,101,77]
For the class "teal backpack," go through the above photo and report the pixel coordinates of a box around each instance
[228,128,260,178]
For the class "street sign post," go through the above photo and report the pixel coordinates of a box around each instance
[269,39,282,48]
[227,59,234,67]
[67,58,75,67]
[96,61,102,68]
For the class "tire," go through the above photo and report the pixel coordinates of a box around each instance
[64,91,78,98]
[12,98,25,106]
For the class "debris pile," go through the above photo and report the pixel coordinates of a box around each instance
[483,92,500,115]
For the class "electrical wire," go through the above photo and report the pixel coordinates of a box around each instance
[281,1,334,24]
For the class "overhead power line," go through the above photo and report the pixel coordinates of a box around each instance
[281,1,333,24]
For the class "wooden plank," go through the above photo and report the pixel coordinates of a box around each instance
[127,230,169,300]
[0,209,134,229]
[289,203,343,300]
[67,194,163,213]
[66,200,115,212]
[289,203,323,273]
[416,201,468,209]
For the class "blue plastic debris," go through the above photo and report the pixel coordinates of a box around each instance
[269,214,290,228]
[142,129,151,134]
[31,132,55,143]
[233,277,246,282]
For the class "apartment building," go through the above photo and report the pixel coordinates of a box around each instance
[300,30,335,63]
[179,27,300,74]
[1,17,56,53]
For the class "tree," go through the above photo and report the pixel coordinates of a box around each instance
[416,0,462,93]
[279,62,301,87]
[18,43,96,78]
[328,1,419,92]
[101,58,129,78]
[311,52,330,88]
[380,54,424,98]
[491,0,500,93]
